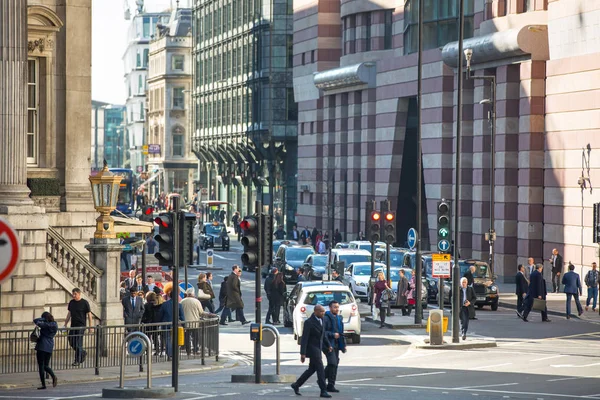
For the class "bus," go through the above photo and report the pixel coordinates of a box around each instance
[110,168,135,216]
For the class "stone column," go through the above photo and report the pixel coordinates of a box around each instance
[85,238,125,326]
[0,0,33,208]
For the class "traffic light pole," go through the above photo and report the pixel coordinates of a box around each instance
[171,196,180,392]
[141,234,146,283]
[254,201,262,384]
[415,0,424,326]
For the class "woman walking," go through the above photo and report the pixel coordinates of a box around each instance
[270,272,287,324]
[197,273,216,313]
[373,272,392,328]
[405,275,417,317]
[34,312,58,389]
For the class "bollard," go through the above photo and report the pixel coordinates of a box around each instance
[119,332,153,389]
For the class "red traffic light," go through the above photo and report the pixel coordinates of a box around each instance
[240,218,257,231]
[371,211,381,221]
[144,206,154,215]
[155,215,172,228]
[385,212,394,221]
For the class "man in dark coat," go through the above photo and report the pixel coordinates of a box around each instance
[515,264,529,315]
[520,264,550,322]
[550,248,563,293]
[122,287,145,331]
[291,305,332,398]
[459,277,477,340]
[311,227,319,250]
[221,265,249,325]
[462,265,477,319]
[562,262,583,318]
[323,300,346,393]
[333,229,342,246]
[264,267,278,324]
[301,226,311,245]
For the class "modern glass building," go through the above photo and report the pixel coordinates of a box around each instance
[192,0,297,228]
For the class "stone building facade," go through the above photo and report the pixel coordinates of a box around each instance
[293,0,600,282]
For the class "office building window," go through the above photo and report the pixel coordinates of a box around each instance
[27,58,39,165]
[286,88,297,120]
[139,102,144,121]
[138,75,143,94]
[287,35,294,68]
[384,10,393,50]
[173,87,185,109]
[143,17,151,38]
[365,12,372,51]
[172,55,184,71]
[136,51,141,68]
[143,49,149,68]
[173,133,184,157]
[404,0,474,54]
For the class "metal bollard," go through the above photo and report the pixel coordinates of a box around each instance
[261,324,281,375]
[119,332,153,389]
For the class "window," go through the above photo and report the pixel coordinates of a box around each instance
[139,102,144,121]
[287,35,294,68]
[142,17,151,38]
[172,54,184,71]
[138,75,143,94]
[143,49,149,68]
[403,0,474,54]
[172,134,184,157]
[311,50,316,63]
[27,59,38,165]
[136,51,141,68]
[286,88,297,120]
[173,87,185,109]
[365,12,372,51]
[301,53,305,65]
[384,10,392,50]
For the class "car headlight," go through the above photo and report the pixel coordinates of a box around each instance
[286,265,294,271]
[223,236,230,242]
[358,282,366,287]
[489,285,497,292]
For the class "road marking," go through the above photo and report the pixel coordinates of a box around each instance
[469,363,512,371]
[547,377,583,382]
[531,355,566,362]
[458,383,519,390]
[185,393,240,400]
[48,396,102,400]
[551,362,600,368]
[336,378,373,383]
[396,372,446,378]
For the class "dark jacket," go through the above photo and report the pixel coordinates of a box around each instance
[122,295,145,324]
[225,273,244,309]
[264,273,275,299]
[198,281,215,299]
[527,269,545,299]
[552,254,563,274]
[270,280,286,305]
[515,271,528,296]
[300,314,331,359]
[323,311,346,352]
[218,279,228,303]
[459,286,477,315]
[142,302,162,324]
[34,318,58,353]
[561,271,582,295]
[463,270,474,286]
[159,299,185,323]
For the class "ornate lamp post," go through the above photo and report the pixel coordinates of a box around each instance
[88,160,122,238]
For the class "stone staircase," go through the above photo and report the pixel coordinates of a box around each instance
[45,227,102,320]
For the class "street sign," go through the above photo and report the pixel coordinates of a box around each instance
[438,239,450,252]
[407,228,417,250]
[207,248,214,268]
[432,253,451,278]
[0,218,21,285]
[438,227,449,238]
[178,282,193,299]
[127,336,146,357]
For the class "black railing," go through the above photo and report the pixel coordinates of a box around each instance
[0,318,219,375]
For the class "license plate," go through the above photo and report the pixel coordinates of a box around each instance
[476,296,486,301]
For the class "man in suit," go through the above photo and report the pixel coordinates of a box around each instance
[524,258,535,282]
[585,262,599,312]
[515,264,529,315]
[221,265,250,325]
[124,269,137,291]
[562,263,583,319]
[520,264,551,322]
[291,305,332,398]
[549,248,563,293]
[323,300,346,393]
[462,265,477,320]
[459,277,476,340]
[122,287,145,331]
[301,226,311,245]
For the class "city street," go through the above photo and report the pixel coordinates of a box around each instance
[3,237,600,399]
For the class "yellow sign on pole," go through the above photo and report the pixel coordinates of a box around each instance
[432,253,451,262]
[142,145,149,155]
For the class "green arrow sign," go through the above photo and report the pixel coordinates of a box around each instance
[438,227,449,238]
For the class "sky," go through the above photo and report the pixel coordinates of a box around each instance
[91,0,179,104]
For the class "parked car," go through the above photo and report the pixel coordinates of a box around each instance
[283,281,362,344]
[374,247,410,267]
[334,242,350,249]
[344,262,386,299]
[348,241,386,253]
[330,249,372,274]
[453,260,499,310]
[302,254,330,280]
[273,244,315,284]
[195,221,230,251]
[260,240,299,276]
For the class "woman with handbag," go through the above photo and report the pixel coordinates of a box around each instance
[33,312,58,389]
[197,273,215,313]
[373,272,392,328]
[405,275,417,317]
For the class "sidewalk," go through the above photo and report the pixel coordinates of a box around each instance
[359,303,428,329]
[0,357,237,390]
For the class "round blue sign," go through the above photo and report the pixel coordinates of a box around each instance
[179,282,194,299]
[438,239,450,252]
[127,337,145,357]
[407,228,418,250]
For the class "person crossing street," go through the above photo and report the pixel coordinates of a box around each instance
[323,300,346,393]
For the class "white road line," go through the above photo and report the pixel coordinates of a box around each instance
[458,383,519,390]
[336,378,373,383]
[531,355,566,362]
[469,363,512,371]
[552,362,600,368]
[396,372,446,378]
[48,396,102,400]
[185,393,240,400]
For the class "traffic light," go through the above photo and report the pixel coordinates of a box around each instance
[179,212,195,266]
[261,213,273,267]
[140,206,154,223]
[437,199,451,253]
[240,216,260,269]
[370,211,381,242]
[384,211,396,245]
[594,203,600,244]
[155,212,175,266]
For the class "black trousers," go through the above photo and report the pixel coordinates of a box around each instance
[460,306,470,336]
[379,306,387,325]
[201,299,215,313]
[324,348,339,387]
[295,355,327,392]
[552,272,561,292]
[67,328,85,363]
[516,294,525,314]
[36,350,55,387]
[271,301,282,323]
[522,296,548,321]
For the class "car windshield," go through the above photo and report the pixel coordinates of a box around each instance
[353,265,372,276]
[205,224,224,235]
[287,248,314,261]
[390,252,404,267]
[406,254,433,276]
[339,254,371,266]
[359,244,372,251]
[460,263,491,278]
[377,268,401,281]
[312,256,328,267]
[303,290,354,306]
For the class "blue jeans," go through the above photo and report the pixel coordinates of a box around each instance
[566,293,583,316]
[587,287,598,309]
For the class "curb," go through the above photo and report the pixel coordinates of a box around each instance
[0,360,240,390]
[413,340,497,350]
[498,300,579,320]
[365,317,427,329]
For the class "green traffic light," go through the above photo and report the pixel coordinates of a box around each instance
[438,227,449,238]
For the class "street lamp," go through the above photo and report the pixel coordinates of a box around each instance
[464,48,497,277]
[89,160,123,238]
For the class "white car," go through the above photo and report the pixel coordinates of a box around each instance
[283,281,362,344]
[348,241,386,253]
[330,249,372,273]
[345,262,386,299]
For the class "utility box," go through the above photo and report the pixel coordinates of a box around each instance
[428,310,445,345]
[250,323,262,341]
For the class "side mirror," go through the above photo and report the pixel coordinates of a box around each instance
[344,270,351,276]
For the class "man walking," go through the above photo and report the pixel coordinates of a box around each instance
[515,264,529,315]
[562,263,583,319]
[585,262,599,312]
[63,288,93,366]
[264,267,277,324]
[520,264,551,322]
[221,265,250,325]
[462,265,477,320]
[524,257,535,281]
[122,287,145,331]
[459,277,476,340]
[549,248,563,293]
[323,300,346,393]
[291,305,332,398]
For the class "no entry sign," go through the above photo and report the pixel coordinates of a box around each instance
[0,218,20,285]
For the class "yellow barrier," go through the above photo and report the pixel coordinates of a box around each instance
[178,326,185,346]
[426,316,448,333]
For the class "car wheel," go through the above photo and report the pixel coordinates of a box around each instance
[284,317,293,328]
[351,334,361,344]
[491,302,498,311]
[477,304,484,309]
